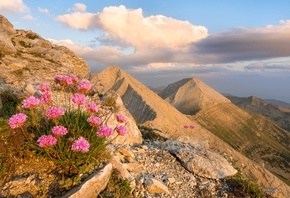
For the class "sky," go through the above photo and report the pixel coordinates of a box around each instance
[1,0,290,103]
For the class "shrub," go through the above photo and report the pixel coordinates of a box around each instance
[7,74,129,185]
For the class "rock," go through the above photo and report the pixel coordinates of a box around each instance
[161,140,237,179]
[144,177,170,195]
[103,91,142,145]
[63,163,112,198]
[116,146,135,158]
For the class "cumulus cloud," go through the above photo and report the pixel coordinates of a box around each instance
[56,5,208,50]
[193,20,290,64]
[0,0,28,14]
[38,7,49,14]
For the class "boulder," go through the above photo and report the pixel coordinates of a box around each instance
[63,163,112,198]
[161,140,237,179]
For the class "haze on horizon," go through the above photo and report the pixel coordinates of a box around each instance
[1,0,290,103]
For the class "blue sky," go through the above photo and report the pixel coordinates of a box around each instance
[1,0,290,102]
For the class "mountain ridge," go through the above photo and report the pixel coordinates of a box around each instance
[90,66,290,196]
[159,77,290,186]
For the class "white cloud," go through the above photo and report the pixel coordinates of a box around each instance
[56,12,96,30]
[0,0,28,14]
[67,3,87,13]
[56,5,208,50]
[23,14,34,20]
[38,7,49,14]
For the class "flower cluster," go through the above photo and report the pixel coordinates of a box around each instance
[8,74,129,175]
[52,126,68,137]
[45,107,65,119]
[8,113,27,129]
[87,116,102,127]
[37,135,57,148]
[77,80,91,93]
[71,93,86,105]
[97,125,114,137]
[71,137,90,153]
[22,96,40,109]
[183,125,195,129]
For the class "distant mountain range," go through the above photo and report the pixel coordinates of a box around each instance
[225,95,290,132]
[158,78,290,185]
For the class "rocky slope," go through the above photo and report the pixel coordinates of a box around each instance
[0,15,90,89]
[90,66,290,197]
[226,95,290,132]
[1,15,290,197]
[159,78,290,187]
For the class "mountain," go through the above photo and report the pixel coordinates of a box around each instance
[159,78,290,186]
[223,94,290,132]
[90,66,290,196]
[0,15,89,88]
[159,78,230,114]
[264,99,290,107]
[226,95,290,132]
[1,14,290,196]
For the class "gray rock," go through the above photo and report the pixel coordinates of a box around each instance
[161,140,237,179]
[63,163,112,198]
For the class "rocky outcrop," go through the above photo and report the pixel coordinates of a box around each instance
[63,163,113,198]
[161,140,237,179]
[103,91,142,145]
[0,15,90,90]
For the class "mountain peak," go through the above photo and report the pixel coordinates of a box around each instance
[159,77,230,114]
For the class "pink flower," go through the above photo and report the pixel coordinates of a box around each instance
[70,74,79,84]
[87,116,102,127]
[45,107,65,119]
[37,135,57,148]
[71,93,86,105]
[22,96,40,109]
[54,75,63,84]
[40,91,51,104]
[183,125,189,129]
[37,83,51,92]
[86,103,99,114]
[71,137,90,153]
[97,125,113,137]
[51,126,68,136]
[8,113,27,129]
[116,125,127,136]
[77,80,91,93]
[190,125,195,129]
[62,75,73,86]
[116,114,126,123]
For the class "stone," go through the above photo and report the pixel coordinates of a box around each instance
[116,146,135,158]
[63,163,112,198]
[103,91,142,145]
[144,177,170,195]
[161,140,237,179]
[110,156,136,189]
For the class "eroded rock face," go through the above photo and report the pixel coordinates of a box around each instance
[0,15,90,89]
[161,140,237,179]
